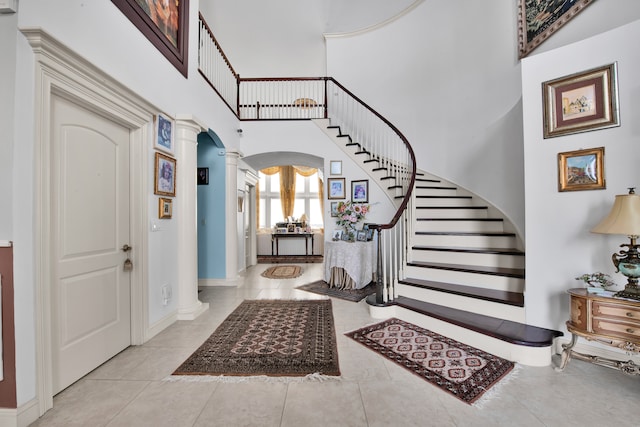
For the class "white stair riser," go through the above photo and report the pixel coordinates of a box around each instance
[415,220,504,233]
[410,249,525,269]
[392,307,553,366]
[396,284,525,322]
[404,265,524,292]
[415,197,474,207]
[415,208,488,219]
[414,187,458,196]
[412,233,517,248]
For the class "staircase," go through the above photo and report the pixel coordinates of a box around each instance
[317,119,563,366]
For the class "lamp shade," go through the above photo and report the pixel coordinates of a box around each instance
[591,193,640,236]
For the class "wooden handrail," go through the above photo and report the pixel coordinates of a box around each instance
[198,12,239,80]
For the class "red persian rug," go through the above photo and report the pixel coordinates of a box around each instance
[345,318,515,404]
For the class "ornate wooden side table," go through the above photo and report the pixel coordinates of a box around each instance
[557,288,639,375]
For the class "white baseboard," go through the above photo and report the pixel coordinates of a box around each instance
[198,278,239,287]
[0,398,39,427]
[146,310,177,341]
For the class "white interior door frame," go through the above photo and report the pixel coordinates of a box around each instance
[23,28,156,415]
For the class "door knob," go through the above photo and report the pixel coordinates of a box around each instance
[122,244,132,252]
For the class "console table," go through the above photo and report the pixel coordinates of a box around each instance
[324,240,375,289]
[557,288,639,375]
[271,233,314,256]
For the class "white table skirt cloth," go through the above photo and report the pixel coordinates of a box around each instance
[324,240,376,289]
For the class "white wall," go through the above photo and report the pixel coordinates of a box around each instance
[522,20,640,334]
[325,0,526,235]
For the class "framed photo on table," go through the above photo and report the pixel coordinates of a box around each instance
[328,178,345,199]
[351,180,368,203]
[154,152,176,197]
[557,147,605,192]
[542,63,620,138]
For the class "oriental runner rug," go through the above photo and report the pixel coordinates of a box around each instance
[296,280,376,302]
[345,318,515,404]
[172,300,340,378]
[260,265,303,279]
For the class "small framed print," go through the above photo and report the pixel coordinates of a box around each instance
[356,230,367,242]
[330,160,342,175]
[154,152,176,197]
[197,167,209,185]
[332,229,343,241]
[159,197,172,219]
[330,201,339,217]
[328,178,345,200]
[154,113,175,154]
[557,147,605,192]
[542,63,620,138]
[351,180,369,203]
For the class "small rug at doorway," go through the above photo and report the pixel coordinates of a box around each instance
[296,280,376,302]
[172,299,340,379]
[261,265,303,279]
[345,318,515,405]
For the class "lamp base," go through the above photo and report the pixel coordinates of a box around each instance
[614,285,640,300]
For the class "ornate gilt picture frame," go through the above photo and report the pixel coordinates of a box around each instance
[557,147,605,192]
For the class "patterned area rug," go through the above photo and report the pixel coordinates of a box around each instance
[260,265,303,279]
[296,280,376,302]
[345,318,515,404]
[173,300,340,377]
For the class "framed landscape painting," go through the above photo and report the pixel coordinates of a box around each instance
[543,63,619,138]
[518,0,595,58]
[557,147,605,192]
[111,0,189,77]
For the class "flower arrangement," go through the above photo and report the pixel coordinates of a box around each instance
[575,272,616,290]
[336,200,370,236]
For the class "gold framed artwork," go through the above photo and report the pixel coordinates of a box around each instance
[327,178,345,200]
[154,152,176,197]
[518,0,595,58]
[542,63,620,139]
[557,147,605,192]
[159,197,172,219]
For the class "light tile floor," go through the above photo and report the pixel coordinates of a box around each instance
[31,263,640,426]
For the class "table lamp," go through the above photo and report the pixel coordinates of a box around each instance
[591,188,640,300]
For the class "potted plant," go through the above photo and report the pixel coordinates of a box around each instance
[575,272,616,293]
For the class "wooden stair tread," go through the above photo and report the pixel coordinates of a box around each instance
[393,296,563,347]
[399,278,524,307]
[412,245,524,256]
[407,260,525,278]
[417,218,503,222]
[416,206,488,210]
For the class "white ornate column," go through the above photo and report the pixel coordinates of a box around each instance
[175,115,209,320]
[225,149,242,279]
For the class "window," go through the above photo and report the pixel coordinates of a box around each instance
[259,170,322,229]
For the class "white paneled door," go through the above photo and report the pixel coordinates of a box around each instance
[51,94,132,394]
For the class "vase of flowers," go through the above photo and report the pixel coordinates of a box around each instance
[336,200,369,241]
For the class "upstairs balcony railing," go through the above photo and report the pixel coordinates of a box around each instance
[198,13,416,303]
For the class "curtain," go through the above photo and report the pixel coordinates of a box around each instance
[279,165,296,218]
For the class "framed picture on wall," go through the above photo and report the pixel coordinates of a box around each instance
[197,167,209,185]
[158,197,172,219]
[557,147,605,192]
[111,0,189,77]
[154,152,176,197]
[327,178,345,199]
[330,160,342,175]
[330,201,339,217]
[351,180,368,203]
[518,0,595,58]
[154,113,175,154]
[542,63,620,138]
